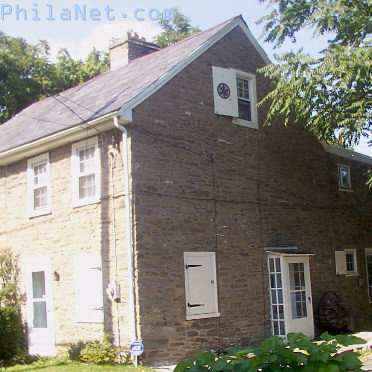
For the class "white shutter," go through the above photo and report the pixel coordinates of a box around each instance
[184,252,219,319]
[74,254,104,323]
[212,66,239,117]
[335,251,347,275]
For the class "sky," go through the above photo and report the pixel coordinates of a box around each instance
[0,0,370,156]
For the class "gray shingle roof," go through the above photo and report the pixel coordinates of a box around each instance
[0,17,237,154]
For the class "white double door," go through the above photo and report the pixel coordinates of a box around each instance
[25,257,56,356]
[268,254,314,338]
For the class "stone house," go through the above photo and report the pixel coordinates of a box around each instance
[0,15,371,363]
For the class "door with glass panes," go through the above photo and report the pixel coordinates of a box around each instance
[26,258,55,356]
[268,255,314,338]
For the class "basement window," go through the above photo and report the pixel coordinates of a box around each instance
[72,137,101,207]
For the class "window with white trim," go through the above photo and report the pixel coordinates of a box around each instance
[27,153,51,217]
[234,72,258,128]
[184,252,219,320]
[237,77,253,122]
[72,137,101,207]
[212,66,258,129]
[338,165,351,190]
[335,249,358,275]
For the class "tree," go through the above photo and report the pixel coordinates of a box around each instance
[258,0,371,182]
[0,33,109,124]
[155,9,201,48]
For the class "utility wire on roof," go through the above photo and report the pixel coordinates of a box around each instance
[56,93,96,116]
[52,96,102,135]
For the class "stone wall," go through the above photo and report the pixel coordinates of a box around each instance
[128,27,372,362]
[0,129,132,351]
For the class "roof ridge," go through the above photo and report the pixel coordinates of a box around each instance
[2,15,241,124]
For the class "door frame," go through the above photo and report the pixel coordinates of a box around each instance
[25,257,56,356]
[267,252,314,339]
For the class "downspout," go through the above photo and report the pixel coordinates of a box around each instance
[113,115,137,344]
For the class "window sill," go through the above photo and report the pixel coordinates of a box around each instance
[28,209,52,219]
[72,197,101,209]
[338,187,354,192]
[345,272,359,277]
[186,312,220,321]
[232,118,258,129]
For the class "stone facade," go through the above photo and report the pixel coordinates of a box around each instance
[0,130,132,350]
[128,27,372,362]
[0,24,371,364]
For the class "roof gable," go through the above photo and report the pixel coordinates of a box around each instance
[0,15,269,157]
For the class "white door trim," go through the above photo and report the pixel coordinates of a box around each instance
[268,254,314,339]
[25,257,56,356]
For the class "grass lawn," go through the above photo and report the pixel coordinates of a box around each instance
[3,360,153,372]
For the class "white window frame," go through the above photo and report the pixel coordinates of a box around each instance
[27,153,51,218]
[71,137,101,208]
[344,249,358,275]
[365,248,372,303]
[184,252,220,321]
[338,164,352,191]
[232,70,258,130]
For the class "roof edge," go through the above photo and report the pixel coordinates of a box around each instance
[322,143,372,166]
[0,112,118,166]
[119,15,271,119]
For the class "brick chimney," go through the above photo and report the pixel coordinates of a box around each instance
[109,32,160,70]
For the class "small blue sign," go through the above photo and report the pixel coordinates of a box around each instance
[130,340,144,357]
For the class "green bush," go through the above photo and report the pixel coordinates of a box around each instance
[175,333,365,372]
[0,305,25,366]
[0,250,25,367]
[79,336,119,365]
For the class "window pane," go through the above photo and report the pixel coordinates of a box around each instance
[346,252,355,272]
[34,186,47,209]
[289,263,307,319]
[33,162,47,186]
[339,166,350,188]
[79,147,95,173]
[32,271,46,299]
[289,263,305,291]
[238,99,252,122]
[271,290,277,304]
[273,321,279,335]
[275,258,281,272]
[79,174,96,199]
[277,289,283,304]
[33,302,47,328]
[237,78,250,99]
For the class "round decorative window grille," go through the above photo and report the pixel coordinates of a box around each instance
[217,82,231,99]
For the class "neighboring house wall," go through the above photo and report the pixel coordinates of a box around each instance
[0,129,132,351]
[129,27,372,362]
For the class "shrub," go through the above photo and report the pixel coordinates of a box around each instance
[0,250,25,366]
[80,336,119,365]
[0,305,25,365]
[175,332,365,372]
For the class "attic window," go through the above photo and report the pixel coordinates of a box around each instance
[338,165,351,190]
[237,77,252,122]
[212,67,258,129]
